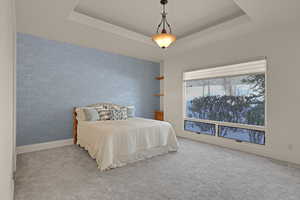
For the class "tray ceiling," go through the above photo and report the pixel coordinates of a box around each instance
[17,0,300,61]
[74,0,245,39]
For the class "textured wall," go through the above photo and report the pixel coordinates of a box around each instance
[17,33,160,146]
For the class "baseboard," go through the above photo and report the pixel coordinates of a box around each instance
[177,135,300,169]
[16,139,73,154]
[269,158,300,169]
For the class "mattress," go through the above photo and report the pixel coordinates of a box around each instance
[77,117,179,170]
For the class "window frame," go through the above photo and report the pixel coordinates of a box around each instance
[182,59,267,145]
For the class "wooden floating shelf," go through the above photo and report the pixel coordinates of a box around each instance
[154,110,164,121]
[155,76,164,80]
[153,93,164,97]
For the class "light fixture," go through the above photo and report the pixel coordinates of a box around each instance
[152,0,176,49]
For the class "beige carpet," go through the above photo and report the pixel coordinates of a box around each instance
[15,138,300,200]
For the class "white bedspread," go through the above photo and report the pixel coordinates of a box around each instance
[77,118,179,171]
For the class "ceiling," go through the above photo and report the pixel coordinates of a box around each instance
[74,0,245,39]
[16,0,300,62]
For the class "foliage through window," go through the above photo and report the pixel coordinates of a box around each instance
[184,121,216,136]
[218,126,265,145]
[183,60,266,145]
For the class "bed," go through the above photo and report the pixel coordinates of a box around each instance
[73,104,179,171]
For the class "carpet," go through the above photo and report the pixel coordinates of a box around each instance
[15,138,300,200]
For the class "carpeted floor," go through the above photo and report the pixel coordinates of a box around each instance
[15,138,300,200]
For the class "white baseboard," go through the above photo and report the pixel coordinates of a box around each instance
[177,136,300,169]
[17,139,73,154]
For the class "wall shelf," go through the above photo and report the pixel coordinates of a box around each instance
[154,76,164,96]
[154,76,164,120]
[154,110,164,121]
[155,76,164,80]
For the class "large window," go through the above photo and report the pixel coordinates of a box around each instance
[183,60,266,145]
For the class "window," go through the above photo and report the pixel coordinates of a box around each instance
[184,121,216,136]
[183,60,266,145]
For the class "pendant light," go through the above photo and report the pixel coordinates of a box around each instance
[152,0,176,49]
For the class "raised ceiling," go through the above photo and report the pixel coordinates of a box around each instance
[74,0,245,39]
[16,0,300,62]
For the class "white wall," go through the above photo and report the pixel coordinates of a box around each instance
[164,26,300,165]
[0,0,15,199]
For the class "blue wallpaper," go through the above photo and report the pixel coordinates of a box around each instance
[17,33,160,146]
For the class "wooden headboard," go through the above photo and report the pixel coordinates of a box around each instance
[72,103,123,145]
[73,107,78,144]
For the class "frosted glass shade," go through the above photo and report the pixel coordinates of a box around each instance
[152,33,176,48]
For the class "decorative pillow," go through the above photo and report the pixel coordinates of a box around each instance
[76,107,98,121]
[111,107,128,120]
[126,106,135,118]
[110,104,122,110]
[87,103,121,110]
[83,108,99,121]
[97,109,111,120]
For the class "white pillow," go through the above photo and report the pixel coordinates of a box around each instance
[83,109,99,121]
[76,107,99,121]
[126,106,135,118]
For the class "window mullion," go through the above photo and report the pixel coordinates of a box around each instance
[215,123,219,137]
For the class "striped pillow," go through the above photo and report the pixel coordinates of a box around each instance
[97,109,111,121]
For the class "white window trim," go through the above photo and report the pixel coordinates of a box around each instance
[183,118,265,132]
[182,59,267,143]
[183,60,266,81]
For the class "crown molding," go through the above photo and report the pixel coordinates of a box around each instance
[68,10,250,50]
[175,14,250,47]
[67,0,251,53]
[68,10,156,47]
[164,14,252,58]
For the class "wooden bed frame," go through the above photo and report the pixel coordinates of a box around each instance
[73,107,78,144]
[72,103,129,145]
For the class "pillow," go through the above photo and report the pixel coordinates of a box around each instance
[97,109,111,120]
[76,109,86,121]
[87,103,121,110]
[111,107,128,120]
[126,106,135,118]
[76,107,97,121]
[83,108,99,121]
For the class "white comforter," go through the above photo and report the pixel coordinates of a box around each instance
[77,118,179,171]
